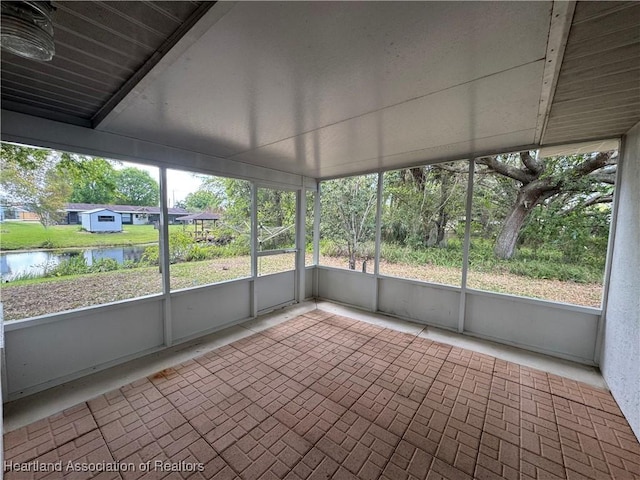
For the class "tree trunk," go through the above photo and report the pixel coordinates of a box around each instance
[273,191,283,227]
[348,233,356,270]
[494,188,546,259]
[348,251,356,270]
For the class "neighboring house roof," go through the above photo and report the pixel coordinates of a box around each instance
[175,212,221,221]
[82,208,119,215]
[65,203,189,215]
[11,206,32,213]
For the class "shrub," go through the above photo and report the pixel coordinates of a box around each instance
[89,258,120,273]
[186,244,215,261]
[141,245,159,265]
[506,260,595,283]
[319,239,345,257]
[50,255,89,276]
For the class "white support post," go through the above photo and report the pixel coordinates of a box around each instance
[313,187,320,266]
[159,167,172,346]
[372,172,383,312]
[594,140,624,363]
[458,159,475,333]
[295,189,306,303]
[313,184,321,297]
[250,182,259,317]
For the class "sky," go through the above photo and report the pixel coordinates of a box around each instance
[118,161,203,207]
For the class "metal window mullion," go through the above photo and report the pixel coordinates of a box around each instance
[313,187,321,266]
[594,140,624,364]
[458,159,475,333]
[295,189,306,303]
[159,167,172,346]
[257,249,298,257]
[250,182,258,317]
[372,172,383,312]
[313,185,321,298]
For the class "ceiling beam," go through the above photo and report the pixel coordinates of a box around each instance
[2,109,305,189]
[535,0,576,144]
[93,2,236,130]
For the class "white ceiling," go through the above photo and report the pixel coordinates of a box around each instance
[97,1,552,179]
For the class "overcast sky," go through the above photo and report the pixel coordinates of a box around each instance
[119,161,202,207]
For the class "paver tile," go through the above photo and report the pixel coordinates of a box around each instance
[317,411,400,479]
[5,403,98,464]
[5,429,122,480]
[4,309,640,480]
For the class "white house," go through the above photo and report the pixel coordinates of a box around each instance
[80,208,122,233]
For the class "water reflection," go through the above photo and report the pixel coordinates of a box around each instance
[0,245,151,281]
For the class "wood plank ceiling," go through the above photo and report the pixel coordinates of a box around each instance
[1,1,639,178]
[542,1,640,145]
[0,1,211,127]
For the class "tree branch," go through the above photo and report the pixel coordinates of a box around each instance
[593,165,617,175]
[476,156,536,184]
[560,193,613,215]
[429,164,468,174]
[569,151,616,177]
[520,151,544,174]
[589,173,616,184]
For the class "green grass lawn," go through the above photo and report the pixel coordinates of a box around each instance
[0,221,183,250]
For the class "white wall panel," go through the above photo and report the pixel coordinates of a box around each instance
[305,267,315,299]
[4,298,164,398]
[377,277,459,330]
[317,267,375,310]
[256,271,296,313]
[171,281,251,342]
[602,122,640,441]
[465,291,599,363]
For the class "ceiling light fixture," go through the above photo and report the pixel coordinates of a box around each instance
[1,1,55,61]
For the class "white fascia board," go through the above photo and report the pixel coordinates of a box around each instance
[535,1,576,144]
[1,109,305,188]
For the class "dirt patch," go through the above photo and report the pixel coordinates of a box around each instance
[1,255,602,321]
[319,256,602,308]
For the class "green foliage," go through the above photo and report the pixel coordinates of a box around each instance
[39,240,55,249]
[115,167,159,206]
[473,151,616,260]
[90,258,120,273]
[382,164,468,249]
[67,157,119,204]
[49,255,129,277]
[184,190,220,212]
[258,189,296,250]
[519,201,610,269]
[185,244,215,262]
[1,143,72,228]
[219,178,252,226]
[141,228,250,266]
[321,174,378,269]
[168,229,194,263]
[50,255,89,276]
[140,245,159,265]
[379,240,464,267]
[505,260,595,283]
[0,143,49,169]
[375,237,602,284]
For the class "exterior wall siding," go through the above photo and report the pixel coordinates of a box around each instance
[601,122,640,441]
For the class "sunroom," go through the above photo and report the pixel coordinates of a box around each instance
[1,1,638,478]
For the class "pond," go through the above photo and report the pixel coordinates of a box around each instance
[0,245,152,281]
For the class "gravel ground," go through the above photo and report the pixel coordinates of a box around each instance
[1,255,602,320]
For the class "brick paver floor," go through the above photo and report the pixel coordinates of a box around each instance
[4,309,640,479]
